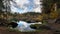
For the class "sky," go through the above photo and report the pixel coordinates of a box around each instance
[10,0,42,14]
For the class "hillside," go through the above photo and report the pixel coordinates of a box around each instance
[20,12,43,23]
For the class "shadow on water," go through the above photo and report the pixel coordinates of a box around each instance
[8,21,36,32]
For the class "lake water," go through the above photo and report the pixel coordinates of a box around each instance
[16,21,35,32]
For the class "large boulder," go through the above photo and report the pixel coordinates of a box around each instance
[0,18,8,26]
[55,18,60,24]
[8,22,18,28]
[30,24,52,30]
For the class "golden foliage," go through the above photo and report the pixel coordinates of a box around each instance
[37,15,43,21]
[49,11,58,19]
[42,14,48,19]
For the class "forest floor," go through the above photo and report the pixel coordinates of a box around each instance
[0,19,60,34]
[0,26,53,34]
[0,24,59,34]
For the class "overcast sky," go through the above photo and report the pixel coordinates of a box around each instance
[10,0,42,14]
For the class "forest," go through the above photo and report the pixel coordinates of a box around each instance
[0,0,60,34]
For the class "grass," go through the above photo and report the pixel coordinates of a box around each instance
[42,20,48,25]
[7,27,21,32]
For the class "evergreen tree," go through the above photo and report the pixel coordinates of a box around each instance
[42,0,60,14]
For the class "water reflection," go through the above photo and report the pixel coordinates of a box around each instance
[16,21,35,32]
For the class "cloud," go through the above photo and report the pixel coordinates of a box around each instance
[33,6,42,13]
[15,0,29,7]
[34,0,41,4]
[10,0,42,14]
